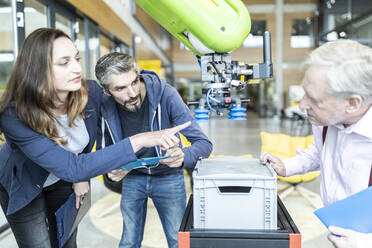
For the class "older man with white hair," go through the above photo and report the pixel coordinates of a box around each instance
[261,39,372,248]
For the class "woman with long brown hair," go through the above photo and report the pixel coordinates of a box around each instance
[0,28,189,248]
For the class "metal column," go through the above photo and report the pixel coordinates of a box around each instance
[275,0,284,116]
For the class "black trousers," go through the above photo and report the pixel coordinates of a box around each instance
[0,180,77,248]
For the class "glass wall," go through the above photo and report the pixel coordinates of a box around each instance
[100,34,130,61]
[2,0,130,83]
[100,34,115,56]
[117,43,130,54]
[88,23,99,79]
[75,18,86,78]
[319,0,372,45]
[24,0,47,37]
[55,12,72,37]
[290,18,315,48]
[351,15,372,46]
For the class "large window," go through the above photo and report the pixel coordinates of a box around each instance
[116,43,130,54]
[290,18,315,48]
[4,0,129,83]
[75,18,86,78]
[24,0,47,37]
[100,34,115,56]
[0,0,13,93]
[88,22,99,79]
[55,12,72,36]
[351,15,372,46]
[319,0,372,44]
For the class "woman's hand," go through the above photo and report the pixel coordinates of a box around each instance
[130,121,191,152]
[72,181,89,209]
[108,169,130,182]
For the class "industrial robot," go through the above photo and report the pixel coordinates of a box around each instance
[135,0,273,120]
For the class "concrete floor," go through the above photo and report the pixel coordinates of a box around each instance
[0,112,333,247]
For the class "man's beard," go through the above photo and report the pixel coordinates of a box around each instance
[121,94,142,112]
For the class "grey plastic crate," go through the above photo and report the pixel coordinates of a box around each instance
[193,157,277,230]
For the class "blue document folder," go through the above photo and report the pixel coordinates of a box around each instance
[55,189,91,248]
[314,186,372,234]
[121,155,170,170]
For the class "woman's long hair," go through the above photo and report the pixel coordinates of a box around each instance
[0,28,88,145]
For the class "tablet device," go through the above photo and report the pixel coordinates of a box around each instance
[121,155,170,170]
[314,186,372,233]
[56,189,91,248]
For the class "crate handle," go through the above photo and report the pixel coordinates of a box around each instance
[218,186,252,193]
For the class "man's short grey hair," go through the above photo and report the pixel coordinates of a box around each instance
[95,52,139,89]
[304,39,372,101]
